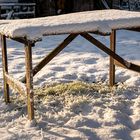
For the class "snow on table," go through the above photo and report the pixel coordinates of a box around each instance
[0,9,140,41]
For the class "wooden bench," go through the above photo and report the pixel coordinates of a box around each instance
[0,9,140,120]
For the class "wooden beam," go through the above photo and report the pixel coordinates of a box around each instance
[110,30,116,86]
[80,33,140,73]
[11,37,36,47]
[21,33,78,83]
[5,73,26,95]
[2,35,41,47]
[33,34,78,76]
[114,59,127,68]
[126,28,140,32]
[25,44,34,120]
[113,59,140,72]
[1,35,10,103]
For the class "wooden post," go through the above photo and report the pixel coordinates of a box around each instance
[25,44,34,120]
[110,30,116,86]
[1,35,10,103]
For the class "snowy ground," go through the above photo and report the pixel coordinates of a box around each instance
[0,30,140,139]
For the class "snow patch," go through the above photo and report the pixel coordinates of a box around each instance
[0,10,140,40]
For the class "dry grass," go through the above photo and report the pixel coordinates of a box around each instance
[35,81,112,97]
[9,81,127,107]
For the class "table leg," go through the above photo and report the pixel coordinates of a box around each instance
[25,44,34,120]
[110,30,116,86]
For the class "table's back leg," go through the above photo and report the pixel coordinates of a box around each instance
[1,35,10,103]
[110,30,116,86]
[25,44,34,120]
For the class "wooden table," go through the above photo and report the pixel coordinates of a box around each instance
[0,10,140,120]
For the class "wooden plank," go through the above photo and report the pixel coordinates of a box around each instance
[21,33,78,83]
[25,44,34,120]
[11,37,36,47]
[4,73,26,95]
[129,63,140,72]
[114,59,127,68]
[1,35,10,103]
[3,35,41,47]
[113,59,140,71]
[110,30,116,86]
[80,33,140,73]
[126,28,140,32]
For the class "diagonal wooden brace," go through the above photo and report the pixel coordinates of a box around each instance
[4,73,26,95]
[80,33,140,73]
[21,33,78,83]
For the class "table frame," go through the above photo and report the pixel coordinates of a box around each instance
[1,28,140,120]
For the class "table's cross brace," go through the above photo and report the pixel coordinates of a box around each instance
[21,33,78,83]
[4,73,26,95]
[80,32,140,72]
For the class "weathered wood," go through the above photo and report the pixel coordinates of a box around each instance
[113,59,140,72]
[129,63,140,72]
[114,59,127,68]
[126,28,140,33]
[21,33,78,83]
[11,37,36,47]
[115,60,140,74]
[25,44,34,120]
[80,33,140,73]
[1,35,10,103]
[4,73,26,95]
[110,30,116,86]
[33,34,78,75]
[90,31,110,36]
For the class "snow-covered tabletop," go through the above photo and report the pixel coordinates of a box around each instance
[0,9,140,41]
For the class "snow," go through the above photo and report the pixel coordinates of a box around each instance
[0,10,140,41]
[0,29,140,139]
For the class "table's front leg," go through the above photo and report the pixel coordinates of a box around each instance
[25,44,34,120]
[1,35,10,103]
